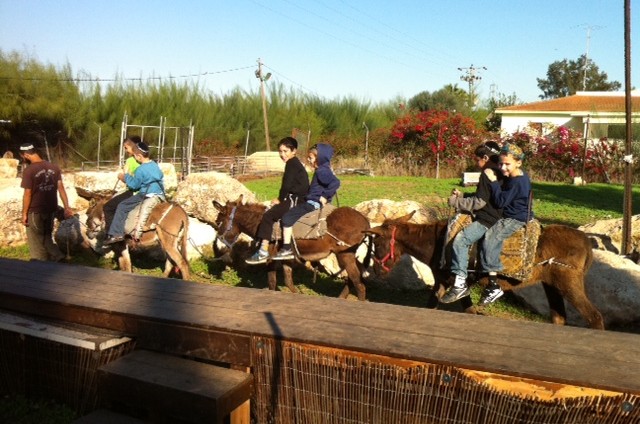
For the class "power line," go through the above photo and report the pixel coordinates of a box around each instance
[0,65,254,84]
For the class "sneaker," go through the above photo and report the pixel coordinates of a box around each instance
[246,250,269,265]
[440,285,471,303]
[271,248,295,261]
[103,235,125,245]
[479,285,504,306]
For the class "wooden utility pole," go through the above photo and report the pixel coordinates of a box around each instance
[622,0,633,255]
[458,64,486,108]
[255,58,271,151]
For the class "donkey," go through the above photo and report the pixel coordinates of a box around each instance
[365,212,605,329]
[77,188,190,279]
[212,195,372,300]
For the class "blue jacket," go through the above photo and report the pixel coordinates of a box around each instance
[124,161,164,196]
[489,172,533,223]
[306,143,340,203]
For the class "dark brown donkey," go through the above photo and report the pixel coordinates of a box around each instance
[365,212,604,329]
[212,195,371,300]
[78,188,190,279]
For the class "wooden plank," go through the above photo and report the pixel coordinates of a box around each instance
[0,311,131,351]
[99,350,253,424]
[1,258,640,395]
[72,409,145,424]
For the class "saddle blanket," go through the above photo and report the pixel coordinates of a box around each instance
[446,213,541,282]
[123,196,163,239]
[270,204,337,240]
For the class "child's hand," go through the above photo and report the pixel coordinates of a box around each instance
[451,189,462,197]
[319,196,327,205]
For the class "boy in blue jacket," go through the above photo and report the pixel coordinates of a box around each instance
[104,141,165,245]
[272,143,340,260]
[478,143,534,305]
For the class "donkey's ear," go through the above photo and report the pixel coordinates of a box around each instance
[235,194,244,204]
[395,211,415,223]
[212,200,225,211]
[76,187,97,201]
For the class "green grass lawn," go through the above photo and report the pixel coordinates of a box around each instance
[246,175,640,227]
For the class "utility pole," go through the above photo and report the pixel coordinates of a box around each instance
[622,1,632,255]
[255,58,271,151]
[458,64,486,108]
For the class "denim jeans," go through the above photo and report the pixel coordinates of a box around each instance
[480,218,525,272]
[450,220,488,278]
[108,193,145,237]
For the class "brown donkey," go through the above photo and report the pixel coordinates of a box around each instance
[78,188,190,279]
[212,195,371,300]
[365,212,604,329]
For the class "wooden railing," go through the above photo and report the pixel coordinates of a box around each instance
[0,258,638,423]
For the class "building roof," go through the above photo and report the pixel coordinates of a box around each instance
[496,91,640,114]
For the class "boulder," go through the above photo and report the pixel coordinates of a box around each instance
[0,158,18,178]
[185,217,217,261]
[73,163,179,197]
[513,250,640,328]
[173,172,256,224]
[579,214,640,255]
[354,199,438,224]
[0,174,80,247]
[0,180,26,246]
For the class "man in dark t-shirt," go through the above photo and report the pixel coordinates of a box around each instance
[19,143,73,261]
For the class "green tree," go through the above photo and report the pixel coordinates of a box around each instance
[536,55,621,99]
[408,84,468,113]
[483,92,520,132]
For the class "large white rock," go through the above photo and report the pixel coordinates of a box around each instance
[0,158,18,178]
[354,199,438,224]
[0,174,80,247]
[579,214,640,255]
[73,163,178,195]
[173,171,256,224]
[513,250,640,328]
[185,217,217,261]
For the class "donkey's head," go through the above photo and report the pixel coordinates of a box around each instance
[363,212,415,276]
[212,195,245,252]
[76,187,113,239]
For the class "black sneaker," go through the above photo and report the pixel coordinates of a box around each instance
[246,250,269,265]
[103,235,124,245]
[271,248,294,261]
[479,285,504,306]
[440,285,471,303]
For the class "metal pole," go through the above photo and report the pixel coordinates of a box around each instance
[256,58,271,151]
[243,125,250,175]
[97,124,102,170]
[362,122,370,168]
[622,0,633,255]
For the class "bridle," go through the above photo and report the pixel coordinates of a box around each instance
[216,205,240,249]
[374,225,398,272]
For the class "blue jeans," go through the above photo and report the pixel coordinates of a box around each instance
[450,220,488,278]
[108,193,145,237]
[480,218,525,272]
[281,201,317,228]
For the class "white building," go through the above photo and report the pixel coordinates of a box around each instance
[496,91,640,139]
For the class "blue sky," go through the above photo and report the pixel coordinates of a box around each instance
[1,0,636,104]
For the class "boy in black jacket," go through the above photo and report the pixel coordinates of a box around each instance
[272,143,340,260]
[246,137,309,264]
